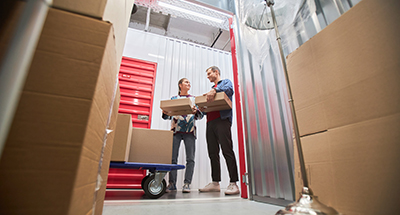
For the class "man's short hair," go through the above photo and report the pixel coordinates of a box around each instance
[206,66,220,75]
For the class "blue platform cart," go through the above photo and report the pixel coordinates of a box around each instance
[110,162,185,199]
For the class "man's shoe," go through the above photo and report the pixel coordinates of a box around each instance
[224,183,240,195]
[199,182,220,192]
[165,183,176,193]
[182,183,191,193]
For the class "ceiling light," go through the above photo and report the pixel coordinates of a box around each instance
[148,53,165,59]
[158,1,225,24]
[178,0,233,18]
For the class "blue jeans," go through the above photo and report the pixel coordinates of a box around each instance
[169,133,195,184]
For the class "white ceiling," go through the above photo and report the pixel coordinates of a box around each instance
[128,0,234,52]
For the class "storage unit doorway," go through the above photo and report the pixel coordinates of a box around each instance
[122,28,242,194]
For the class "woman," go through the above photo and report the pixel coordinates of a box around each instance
[162,78,204,193]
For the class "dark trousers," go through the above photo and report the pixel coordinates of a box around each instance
[206,117,239,182]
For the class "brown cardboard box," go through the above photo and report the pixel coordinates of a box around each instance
[93,87,120,215]
[111,113,133,162]
[52,0,134,64]
[287,0,400,137]
[52,0,134,20]
[288,0,400,214]
[295,113,400,215]
[101,0,134,64]
[195,92,232,112]
[128,128,173,164]
[160,97,194,116]
[0,8,119,215]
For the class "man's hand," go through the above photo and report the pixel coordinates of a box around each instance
[191,105,197,114]
[205,88,216,103]
[198,106,205,112]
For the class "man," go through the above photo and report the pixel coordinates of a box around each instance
[198,66,240,195]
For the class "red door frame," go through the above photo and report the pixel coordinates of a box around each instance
[229,17,248,199]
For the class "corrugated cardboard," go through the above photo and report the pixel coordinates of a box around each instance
[51,0,133,20]
[52,0,108,18]
[160,97,195,116]
[93,87,120,215]
[295,113,400,214]
[287,0,400,137]
[289,0,400,214]
[51,0,134,64]
[128,128,173,164]
[111,113,133,162]
[195,92,232,112]
[102,0,135,64]
[0,8,119,215]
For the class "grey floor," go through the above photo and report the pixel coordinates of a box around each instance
[103,189,284,215]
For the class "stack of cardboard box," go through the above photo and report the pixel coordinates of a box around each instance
[111,113,174,165]
[0,0,134,214]
[287,0,400,214]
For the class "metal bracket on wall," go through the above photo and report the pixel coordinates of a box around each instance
[145,7,151,32]
[138,115,149,121]
[242,172,249,186]
[210,28,222,47]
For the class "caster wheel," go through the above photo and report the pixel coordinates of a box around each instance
[143,174,166,199]
[141,175,150,189]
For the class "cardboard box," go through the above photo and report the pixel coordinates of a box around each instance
[195,92,232,113]
[286,0,400,137]
[128,128,173,164]
[289,0,400,214]
[101,0,134,64]
[51,0,134,20]
[52,0,134,64]
[295,113,400,215]
[160,97,194,116]
[0,8,119,215]
[93,87,120,215]
[111,113,133,162]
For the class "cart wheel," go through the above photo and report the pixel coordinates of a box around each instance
[143,174,166,199]
[141,175,150,189]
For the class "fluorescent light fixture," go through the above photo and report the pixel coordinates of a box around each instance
[158,1,225,24]
[178,0,233,18]
[148,53,165,59]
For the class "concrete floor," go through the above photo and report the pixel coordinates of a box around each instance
[103,189,284,215]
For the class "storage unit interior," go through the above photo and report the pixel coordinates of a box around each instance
[1,0,399,215]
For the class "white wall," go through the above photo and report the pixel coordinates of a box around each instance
[123,28,240,190]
